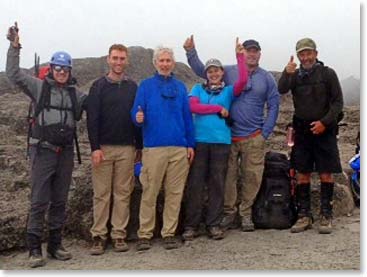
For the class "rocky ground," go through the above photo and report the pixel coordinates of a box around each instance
[0,208,360,270]
[0,47,361,270]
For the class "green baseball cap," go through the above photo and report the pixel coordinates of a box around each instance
[296,38,317,53]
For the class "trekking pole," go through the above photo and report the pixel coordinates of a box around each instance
[34,53,40,77]
[74,133,82,165]
[289,168,297,197]
[25,107,34,160]
[286,122,297,197]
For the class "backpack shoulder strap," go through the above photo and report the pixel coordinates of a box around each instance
[34,80,78,119]
[68,87,78,120]
[316,64,331,96]
[321,65,344,123]
[67,86,82,164]
[321,65,329,83]
[34,79,51,118]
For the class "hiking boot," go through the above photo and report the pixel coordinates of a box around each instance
[90,237,106,255]
[290,216,313,233]
[29,248,46,268]
[136,238,152,251]
[182,228,199,241]
[27,233,45,268]
[241,216,255,232]
[47,228,72,260]
[207,226,224,240]
[112,238,129,252]
[163,236,180,250]
[47,244,72,260]
[319,215,333,234]
[220,213,236,230]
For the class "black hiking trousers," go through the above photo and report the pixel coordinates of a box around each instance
[184,143,230,229]
[27,144,74,238]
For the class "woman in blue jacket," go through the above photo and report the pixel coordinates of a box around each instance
[182,39,248,240]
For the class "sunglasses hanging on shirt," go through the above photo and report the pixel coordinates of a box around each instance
[202,81,225,95]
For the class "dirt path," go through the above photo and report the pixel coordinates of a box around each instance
[1,208,360,270]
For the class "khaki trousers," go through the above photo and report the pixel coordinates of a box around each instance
[224,135,265,217]
[90,145,135,240]
[138,147,190,239]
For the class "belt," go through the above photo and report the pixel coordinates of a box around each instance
[32,141,73,154]
[231,129,262,143]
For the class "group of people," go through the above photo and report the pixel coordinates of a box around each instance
[5,23,343,268]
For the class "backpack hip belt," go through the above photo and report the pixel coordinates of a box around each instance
[38,140,73,154]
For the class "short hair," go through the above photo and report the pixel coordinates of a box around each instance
[108,44,128,55]
[152,46,175,64]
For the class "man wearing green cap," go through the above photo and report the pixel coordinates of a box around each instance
[278,38,344,234]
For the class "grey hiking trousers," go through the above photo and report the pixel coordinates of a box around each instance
[27,144,74,237]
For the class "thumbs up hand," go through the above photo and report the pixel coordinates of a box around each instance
[7,21,20,48]
[183,35,195,51]
[285,55,297,74]
[235,37,245,55]
[136,105,144,123]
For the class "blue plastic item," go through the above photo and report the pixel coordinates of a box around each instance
[134,162,142,177]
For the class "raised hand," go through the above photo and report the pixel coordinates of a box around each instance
[183,35,195,51]
[235,37,245,54]
[285,55,297,74]
[136,105,144,123]
[7,22,20,48]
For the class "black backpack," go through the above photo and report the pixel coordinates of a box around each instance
[252,151,297,229]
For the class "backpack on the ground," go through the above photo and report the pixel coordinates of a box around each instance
[252,151,297,229]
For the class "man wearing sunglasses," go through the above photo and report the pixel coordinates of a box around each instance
[6,22,86,268]
[184,36,280,232]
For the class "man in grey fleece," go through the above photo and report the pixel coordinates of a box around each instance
[6,22,87,268]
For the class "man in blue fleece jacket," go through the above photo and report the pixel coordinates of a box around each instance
[184,36,279,232]
[131,46,195,251]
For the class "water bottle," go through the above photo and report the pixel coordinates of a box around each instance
[286,126,295,147]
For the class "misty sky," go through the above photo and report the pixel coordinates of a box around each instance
[0,0,361,80]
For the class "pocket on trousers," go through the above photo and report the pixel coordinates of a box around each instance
[29,146,39,171]
[252,134,265,149]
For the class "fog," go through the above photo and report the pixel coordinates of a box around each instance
[0,0,361,80]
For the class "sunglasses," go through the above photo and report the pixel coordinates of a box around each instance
[159,84,178,99]
[161,90,178,99]
[53,65,71,72]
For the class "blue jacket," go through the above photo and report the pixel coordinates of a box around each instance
[131,72,195,148]
[189,84,234,144]
[186,48,279,139]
